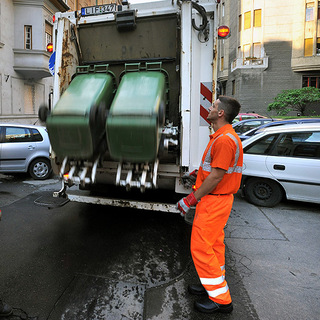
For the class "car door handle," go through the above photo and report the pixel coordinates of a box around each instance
[28,145,35,150]
[274,164,285,170]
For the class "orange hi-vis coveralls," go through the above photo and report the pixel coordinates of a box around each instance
[191,124,243,305]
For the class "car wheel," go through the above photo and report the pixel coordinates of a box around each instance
[244,177,283,207]
[29,158,52,180]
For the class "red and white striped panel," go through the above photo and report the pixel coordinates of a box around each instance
[200,82,212,126]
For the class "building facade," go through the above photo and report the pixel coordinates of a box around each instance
[217,0,320,116]
[0,0,115,125]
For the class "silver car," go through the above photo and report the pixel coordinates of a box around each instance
[0,124,52,180]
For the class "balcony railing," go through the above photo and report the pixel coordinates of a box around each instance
[231,56,268,72]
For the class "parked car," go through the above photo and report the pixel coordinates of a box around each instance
[241,123,320,207]
[0,124,52,180]
[232,118,276,135]
[238,118,320,141]
[233,112,267,123]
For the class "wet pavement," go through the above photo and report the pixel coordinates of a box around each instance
[0,174,319,319]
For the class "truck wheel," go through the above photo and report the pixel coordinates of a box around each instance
[29,158,52,180]
[244,177,283,207]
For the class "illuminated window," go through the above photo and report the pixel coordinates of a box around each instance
[239,15,242,32]
[244,11,251,29]
[221,56,224,71]
[24,25,32,49]
[304,38,313,56]
[254,9,261,27]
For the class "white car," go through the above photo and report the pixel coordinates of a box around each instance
[241,123,320,207]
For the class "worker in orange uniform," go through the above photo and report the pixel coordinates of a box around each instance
[177,96,243,314]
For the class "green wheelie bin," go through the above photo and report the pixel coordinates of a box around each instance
[47,66,116,160]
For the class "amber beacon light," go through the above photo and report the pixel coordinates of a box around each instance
[47,43,53,52]
[218,25,230,39]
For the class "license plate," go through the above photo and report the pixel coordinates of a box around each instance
[81,4,117,17]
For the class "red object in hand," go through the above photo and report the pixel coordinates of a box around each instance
[176,192,198,216]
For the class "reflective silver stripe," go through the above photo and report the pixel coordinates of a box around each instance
[226,133,242,174]
[199,134,223,172]
[207,284,229,298]
[200,276,225,286]
[179,199,189,212]
[221,265,225,271]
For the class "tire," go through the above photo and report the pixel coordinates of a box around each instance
[244,177,283,207]
[29,158,52,180]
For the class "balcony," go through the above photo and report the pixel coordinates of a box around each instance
[13,49,52,79]
[231,56,269,73]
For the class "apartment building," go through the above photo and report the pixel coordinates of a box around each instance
[217,0,320,116]
[0,0,115,124]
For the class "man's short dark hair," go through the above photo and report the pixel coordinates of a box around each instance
[217,96,241,124]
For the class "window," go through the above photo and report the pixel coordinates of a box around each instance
[244,11,251,29]
[4,127,32,143]
[239,15,242,32]
[222,3,225,17]
[237,46,242,58]
[276,133,320,158]
[318,1,320,19]
[221,56,224,71]
[30,129,43,142]
[232,80,235,95]
[306,3,315,21]
[45,22,52,49]
[243,44,251,58]
[305,38,313,56]
[253,43,261,58]
[254,9,262,27]
[302,76,320,88]
[244,134,279,155]
[24,25,32,49]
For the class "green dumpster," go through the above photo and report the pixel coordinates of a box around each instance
[47,68,116,160]
[106,71,167,162]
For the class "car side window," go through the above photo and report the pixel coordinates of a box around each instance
[272,132,320,158]
[4,127,32,143]
[30,128,43,142]
[292,132,320,159]
[244,134,279,155]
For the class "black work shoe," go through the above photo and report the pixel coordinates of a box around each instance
[194,297,233,314]
[188,284,207,295]
[0,300,13,317]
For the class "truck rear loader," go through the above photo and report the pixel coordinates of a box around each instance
[40,0,219,212]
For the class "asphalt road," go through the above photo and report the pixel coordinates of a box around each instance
[0,173,319,320]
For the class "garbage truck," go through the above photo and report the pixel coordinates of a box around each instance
[40,0,220,212]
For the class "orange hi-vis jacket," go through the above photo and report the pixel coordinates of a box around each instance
[195,124,243,194]
[191,124,243,305]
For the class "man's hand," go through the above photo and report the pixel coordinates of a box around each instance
[182,170,198,188]
[176,192,198,216]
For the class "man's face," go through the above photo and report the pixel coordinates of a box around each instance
[207,99,220,123]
